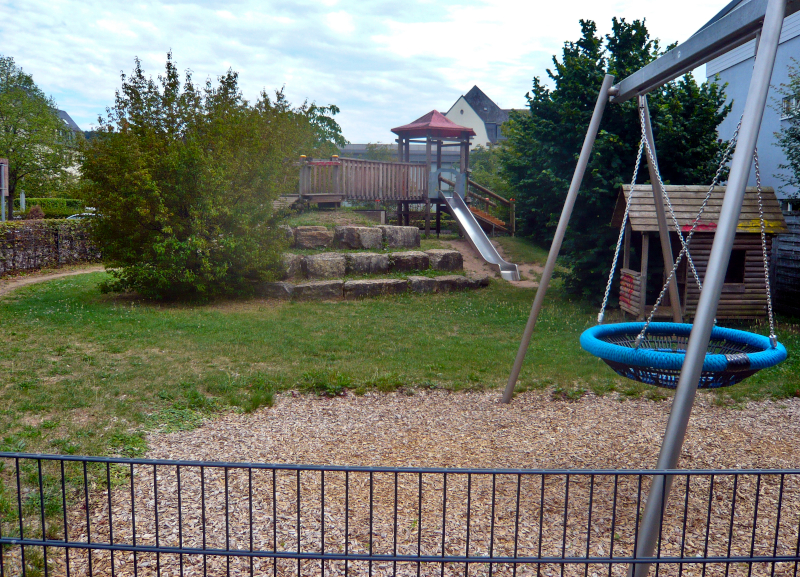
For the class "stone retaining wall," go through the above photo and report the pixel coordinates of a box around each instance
[257,275,490,301]
[0,220,99,276]
[284,225,421,250]
[283,249,463,280]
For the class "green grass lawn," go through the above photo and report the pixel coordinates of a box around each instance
[494,236,551,266]
[0,271,797,461]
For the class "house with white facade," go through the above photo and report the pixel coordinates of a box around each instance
[707,0,800,205]
[445,86,521,149]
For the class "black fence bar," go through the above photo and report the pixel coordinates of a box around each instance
[1,453,800,577]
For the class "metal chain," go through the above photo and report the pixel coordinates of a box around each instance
[640,111,704,293]
[753,148,778,347]
[598,138,646,324]
[634,114,744,346]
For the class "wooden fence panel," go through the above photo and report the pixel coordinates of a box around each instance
[774,212,800,316]
[298,157,428,202]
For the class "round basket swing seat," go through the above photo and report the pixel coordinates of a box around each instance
[580,322,787,389]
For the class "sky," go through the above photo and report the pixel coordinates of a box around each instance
[1,0,729,144]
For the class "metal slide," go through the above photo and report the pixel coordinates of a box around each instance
[439,188,520,281]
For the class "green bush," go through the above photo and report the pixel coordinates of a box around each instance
[80,54,346,300]
[12,198,83,218]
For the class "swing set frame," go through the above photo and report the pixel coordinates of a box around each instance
[503,0,798,575]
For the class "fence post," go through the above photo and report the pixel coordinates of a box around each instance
[332,155,341,200]
[0,160,7,222]
[299,156,307,196]
[510,200,515,236]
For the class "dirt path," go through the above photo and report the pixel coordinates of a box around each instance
[0,265,105,297]
[443,238,543,288]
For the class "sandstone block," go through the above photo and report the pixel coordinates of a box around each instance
[407,275,437,294]
[333,226,383,249]
[344,279,408,299]
[304,253,346,279]
[467,274,491,287]
[282,253,304,279]
[279,225,295,246]
[379,225,420,248]
[426,249,463,271]
[295,226,333,249]
[389,251,429,272]
[293,280,343,300]
[346,252,389,275]
[436,275,471,292]
[256,282,294,300]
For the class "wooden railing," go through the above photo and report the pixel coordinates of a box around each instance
[298,157,428,202]
[439,175,515,235]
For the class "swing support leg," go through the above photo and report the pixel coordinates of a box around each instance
[502,74,615,404]
[629,1,786,575]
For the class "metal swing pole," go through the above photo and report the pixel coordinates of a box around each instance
[629,0,787,574]
[502,74,615,404]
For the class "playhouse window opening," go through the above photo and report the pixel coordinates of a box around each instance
[724,249,747,284]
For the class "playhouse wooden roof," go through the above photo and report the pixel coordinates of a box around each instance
[611,185,788,234]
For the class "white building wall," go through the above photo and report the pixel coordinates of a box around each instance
[707,10,800,200]
[445,97,490,149]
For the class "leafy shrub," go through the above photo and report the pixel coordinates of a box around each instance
[80,53,346,300]
[25,205,44,219]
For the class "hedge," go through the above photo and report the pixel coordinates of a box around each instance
[12,198,84,218]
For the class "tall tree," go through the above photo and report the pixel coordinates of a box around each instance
[0,56,76,218]
[501,19,730,301]
[81,54,345,300]
[776,61,800,198]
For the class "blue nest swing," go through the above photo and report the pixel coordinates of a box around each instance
[580,114,787,389]
[580,322,787,389]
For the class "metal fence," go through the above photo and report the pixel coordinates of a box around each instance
[1,453,799,576]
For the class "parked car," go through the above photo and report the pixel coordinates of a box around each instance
[66,213,98,220]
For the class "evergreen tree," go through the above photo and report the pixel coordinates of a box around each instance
[501,19,730,301]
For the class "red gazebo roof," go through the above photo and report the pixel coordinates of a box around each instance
[391,110,476,139]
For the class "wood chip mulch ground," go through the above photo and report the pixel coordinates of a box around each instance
[20,390,800,576]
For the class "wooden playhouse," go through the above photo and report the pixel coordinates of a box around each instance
[611,185,788,320]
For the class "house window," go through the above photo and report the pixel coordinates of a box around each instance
[724,249,747,284]
[781,96,799,120]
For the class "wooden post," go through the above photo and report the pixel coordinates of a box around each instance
[436,140,442,170]
[332,155,340,200]
[436,202,441,237]
[459,138,467,175]
[397,202,402,226]
[640,95,682,323]
[425,132,432,237]
[299,155,307,196]
[623,220,632,270]
[404,139,410,162]
[640,232,650,321]
[510,200,515,236]
[396,139,402,163]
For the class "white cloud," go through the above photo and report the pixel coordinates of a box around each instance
[0,0,731,142]
[326,10,356,34]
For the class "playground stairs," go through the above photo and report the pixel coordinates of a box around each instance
[273,195,301,211]
[469,206,509,233]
